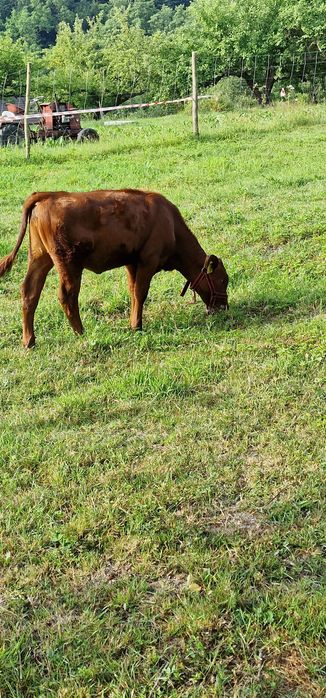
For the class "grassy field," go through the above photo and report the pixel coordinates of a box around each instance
[0,104,325,697]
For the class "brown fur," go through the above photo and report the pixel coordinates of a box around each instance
[0,189,228,347]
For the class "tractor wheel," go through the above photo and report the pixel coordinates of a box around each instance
[0,123,24,146]
[77,128,99,143]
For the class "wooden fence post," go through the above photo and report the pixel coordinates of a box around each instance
[192,51,199,137]
[24,62,31,160]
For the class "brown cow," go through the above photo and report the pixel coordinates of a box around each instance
[0,189,228,347]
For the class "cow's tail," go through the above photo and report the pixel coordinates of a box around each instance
[0,192,51,277]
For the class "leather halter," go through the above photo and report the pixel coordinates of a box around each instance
[181,266,228,310]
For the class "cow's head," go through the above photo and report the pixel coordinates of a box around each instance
[181,254,229,312]
[203,254,229,313]
[188,254,229,313]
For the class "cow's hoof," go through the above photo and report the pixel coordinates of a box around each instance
[23,336,36,349]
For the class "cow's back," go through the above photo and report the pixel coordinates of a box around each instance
[30,189,177,274]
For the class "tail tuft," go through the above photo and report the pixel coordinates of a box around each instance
[0,253,15,277]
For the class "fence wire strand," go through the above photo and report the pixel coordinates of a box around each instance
[1,51,326,119]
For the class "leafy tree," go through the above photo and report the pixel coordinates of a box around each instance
[102,0,157,33]
[41,8,193,107]
[278,0,326,53]
[0,34,26,103]
[4,0,108,48]
[101,11,152,100]
[100,9,194,102]
[0,0,190,44]
[148,4,187,33]
[1,0,325,108]
[44,17,106,107]
[187,0,326,103]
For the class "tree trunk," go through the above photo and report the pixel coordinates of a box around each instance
[265,66,275,105]
[242,72,263,105]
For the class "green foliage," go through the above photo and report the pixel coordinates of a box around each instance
[210,76,256,111]
[0,33,25,74]
[1,0,326,107]
[278,0,326,53]
[34,12,193,105]
[43,17,106,107]
[0,34,26,100]
[102,13,151,99]
[148,3,187,33]
[0,0,189,46]
[188,0,326,101]
[1,0,108,47]
[101,0,157,34]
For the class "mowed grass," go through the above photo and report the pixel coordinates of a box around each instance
[0,104,325,697]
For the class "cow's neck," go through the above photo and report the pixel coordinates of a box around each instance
[176,233,206,286]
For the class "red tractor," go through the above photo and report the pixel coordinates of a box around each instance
[0,99,99,146]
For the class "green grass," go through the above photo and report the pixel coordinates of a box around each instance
[0,103,325,697]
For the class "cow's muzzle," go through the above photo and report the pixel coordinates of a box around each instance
[180,265,229,313]
[206,298,229,314]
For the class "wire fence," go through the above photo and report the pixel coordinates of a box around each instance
[1,51,326,121]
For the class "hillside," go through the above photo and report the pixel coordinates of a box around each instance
[0,0,190,47]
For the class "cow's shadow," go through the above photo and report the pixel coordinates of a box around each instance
[150,283,324,335]
[214,294,323,331]
[79,282,324,353]
[7,285,323,435]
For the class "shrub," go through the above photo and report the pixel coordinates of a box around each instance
[209,76,256,112]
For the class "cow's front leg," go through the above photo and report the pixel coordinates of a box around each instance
[131,263,156,330]
[125,264,137,326]
[58,266,84,336]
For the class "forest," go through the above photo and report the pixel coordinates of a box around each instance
[0,0,325,109]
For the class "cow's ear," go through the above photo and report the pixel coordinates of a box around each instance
[204,254,220,274]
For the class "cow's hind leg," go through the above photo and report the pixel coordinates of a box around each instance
[21,253,53,348]
[57,266,84,336]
